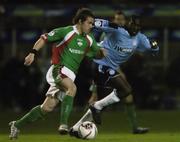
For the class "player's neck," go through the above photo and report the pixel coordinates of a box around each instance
[75,24,83,35]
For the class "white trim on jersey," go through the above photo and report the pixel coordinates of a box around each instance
[41,34,47,40]
[73,25,93,47]
[55,30,75,48]
[86,35,93,47]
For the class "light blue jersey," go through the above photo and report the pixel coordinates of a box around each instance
[93,19,159,71]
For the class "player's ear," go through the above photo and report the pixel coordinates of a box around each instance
[79,19,82,25]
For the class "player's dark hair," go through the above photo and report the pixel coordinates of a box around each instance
[131,15,141,26]
[73,8,95,24]
[125,15,141,36]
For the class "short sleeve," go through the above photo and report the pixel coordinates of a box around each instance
[86,34,101,59]
[40,27,67,42]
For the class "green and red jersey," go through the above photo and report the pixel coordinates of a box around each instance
[41,25,101,74]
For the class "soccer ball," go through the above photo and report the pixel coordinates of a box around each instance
[78,121,98,140]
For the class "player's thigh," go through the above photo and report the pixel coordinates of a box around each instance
[117,69,126,80]
[108,73,132,95]
[41,96,59,112]
[60,77,77,97]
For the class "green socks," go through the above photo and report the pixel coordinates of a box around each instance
[60,95,74,125]
[125,103,138,130]
[14,95,74,129]
[15,105,46,129]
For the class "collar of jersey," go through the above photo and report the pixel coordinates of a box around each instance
[73,25,87,37]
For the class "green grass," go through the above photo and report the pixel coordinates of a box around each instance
[0,133,180,142]
[0,110,180,142]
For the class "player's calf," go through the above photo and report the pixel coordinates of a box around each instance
[89,104,102,125]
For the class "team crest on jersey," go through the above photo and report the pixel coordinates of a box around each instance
[77,41,83,46]
[77,39,83,47]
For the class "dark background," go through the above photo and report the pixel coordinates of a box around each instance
[0,1,180,112]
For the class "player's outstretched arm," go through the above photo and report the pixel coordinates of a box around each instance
[94,19,119,33]
[137,33,159,55]
[24,38,46,66]
[94,18,119,29]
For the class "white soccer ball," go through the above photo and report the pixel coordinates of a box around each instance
[78,121,98,140]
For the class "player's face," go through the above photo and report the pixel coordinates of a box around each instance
[113,14,125,26]
[126,17,141,36]
[81,16,94,34]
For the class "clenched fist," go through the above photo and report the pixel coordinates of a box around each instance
[24,53,35,66]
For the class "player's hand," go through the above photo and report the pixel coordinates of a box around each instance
[24,53,35,66]
[150,40,159,56]
[150,40,158,49]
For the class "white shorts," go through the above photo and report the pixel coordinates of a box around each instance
[45,65,76,101]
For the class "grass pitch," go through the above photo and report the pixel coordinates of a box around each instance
[0,110,180,142]
[0,133,180,142]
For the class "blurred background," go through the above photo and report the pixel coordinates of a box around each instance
[0,0,180,113]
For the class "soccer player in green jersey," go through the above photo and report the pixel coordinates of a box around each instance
[9,8,106,140]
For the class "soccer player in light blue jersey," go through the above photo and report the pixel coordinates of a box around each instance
[88,10,126,105]
[88,12,152,134]
[69,15,159,137]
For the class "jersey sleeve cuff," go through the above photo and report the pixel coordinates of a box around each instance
[40,33,48,42]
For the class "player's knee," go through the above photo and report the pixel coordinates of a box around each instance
[88,93,98,105]
[126,85,132,94]
[124,87,132,98]
[116,88,132,99]
[66,84,77,97]
[124,94,134,104]
[41,103,56,112]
